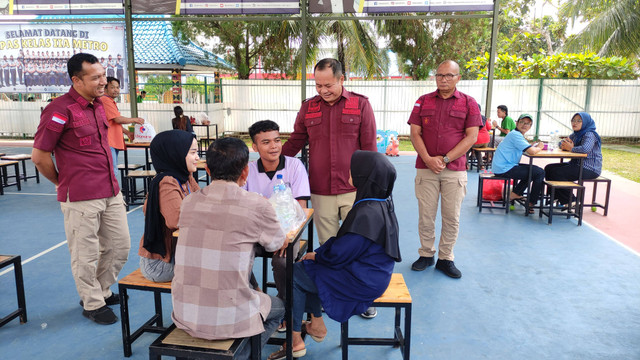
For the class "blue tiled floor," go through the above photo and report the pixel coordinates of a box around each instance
[1,148,639,359]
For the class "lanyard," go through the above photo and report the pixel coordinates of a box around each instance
[353,198,387,206]
[177,179,191,195]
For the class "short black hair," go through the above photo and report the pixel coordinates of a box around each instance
[174,106,183,117]
[314,58,343,79]
[206,137,249,182]
[67,53,99,80]
[249,120,280,143]
[106,76,120,86]
[497,105,508,115]
[141,90,147,95]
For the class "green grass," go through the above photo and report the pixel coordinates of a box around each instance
[602,148,640,182]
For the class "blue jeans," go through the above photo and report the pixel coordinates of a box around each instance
[236,295,284,359]
[496,164,545,205]
[291,262,323,332]
[139,257,174,283]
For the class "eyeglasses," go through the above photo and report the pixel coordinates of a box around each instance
[435,73,459,80]
[570,119,582,123]
[519,122,532,127]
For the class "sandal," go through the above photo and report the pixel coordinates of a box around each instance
[268,345,307,360]
[301,322,326,343]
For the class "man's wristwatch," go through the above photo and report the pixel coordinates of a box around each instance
[443,155,451,164]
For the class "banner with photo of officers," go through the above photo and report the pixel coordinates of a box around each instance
[0,23,127,93]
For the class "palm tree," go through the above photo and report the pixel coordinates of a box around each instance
[560,0,640,57]
[317,16,389,79]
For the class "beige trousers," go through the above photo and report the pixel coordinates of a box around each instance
[310,192,357,245]
[415,168,467,261]
[60,192,131,310]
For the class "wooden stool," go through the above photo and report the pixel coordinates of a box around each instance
[540,181,585,225]
[477,173,511,214]
[581,176,611,216]
[149,324,260,360]
[117,163,144,189]
[125,170,156,207]
[0,160,21,194]
[118,268,172,357]
[341,273,411,360]
[1,154,39,183]
[0,255,27,327]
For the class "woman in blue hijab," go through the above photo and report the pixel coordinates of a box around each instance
[544,112,602,205]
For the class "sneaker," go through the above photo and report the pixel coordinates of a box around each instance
[435,259,462,279]
[82,305,118,325]
[411,256,434,271]
[79,293,125,307]
[360,307,377,319]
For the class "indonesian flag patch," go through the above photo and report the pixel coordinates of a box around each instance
[46,112,68,132]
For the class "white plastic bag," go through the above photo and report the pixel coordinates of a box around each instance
[196,112,210,125]
[133,122,157,143]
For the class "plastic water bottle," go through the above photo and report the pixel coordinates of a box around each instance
[548,130,557,151]
[270,175,296,232]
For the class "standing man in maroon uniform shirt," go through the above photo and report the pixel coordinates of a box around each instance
[32,53,131,325]
[408,60,481,279]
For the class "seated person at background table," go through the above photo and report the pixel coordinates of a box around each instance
[171,105,194,135]
[268,150,401,360]
[544,112,602,206]
[138,130,200,282]
[491,104,516,147]
[468,104,492,170]
[243,120,310,324]
[492,114,545,214]
[172,137,286,359]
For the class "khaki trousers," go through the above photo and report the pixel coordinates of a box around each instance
[60,192,131,310]
[415,168,467,261]
[310,192,356,245]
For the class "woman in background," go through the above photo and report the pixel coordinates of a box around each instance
[545,112,602,206]
[171,105,194,134]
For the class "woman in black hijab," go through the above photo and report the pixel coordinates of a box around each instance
[138,130,200,282]
[268,150,400,360]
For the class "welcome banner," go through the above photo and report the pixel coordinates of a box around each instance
[0,23,126,93]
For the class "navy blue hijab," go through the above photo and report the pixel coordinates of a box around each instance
[142,130,195,257]
[572,112,601,147]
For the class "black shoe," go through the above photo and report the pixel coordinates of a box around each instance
[79,293,125,307]
[360,307,377,319]
[82,305,118,325]
[411,256,435,271]
[435,259,462,278]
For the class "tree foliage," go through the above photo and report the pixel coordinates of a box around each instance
[377,16,491,80]
[560,0,640,58]
[140,74,172,100]
[465,52,638,79]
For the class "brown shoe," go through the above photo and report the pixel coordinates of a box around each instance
[268,346,306,360]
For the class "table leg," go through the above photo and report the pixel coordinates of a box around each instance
[285,242,293,360]
[14,163,21,191]
[525,157,533,216]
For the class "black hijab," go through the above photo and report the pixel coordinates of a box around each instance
[336,150,401,262]
[143,130,195,256]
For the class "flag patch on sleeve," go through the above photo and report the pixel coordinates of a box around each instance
[46,112,68,132]
[51,113,67,124]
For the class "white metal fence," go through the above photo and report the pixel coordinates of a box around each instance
[2,79,639,139]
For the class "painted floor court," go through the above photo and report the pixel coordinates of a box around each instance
[1,144,639,360]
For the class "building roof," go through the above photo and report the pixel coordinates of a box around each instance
[133,20,233,71]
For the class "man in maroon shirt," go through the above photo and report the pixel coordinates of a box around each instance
[282,58,377,246]
[408,60,481,279]
[282,58,377,319]
[32,53,131,325]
